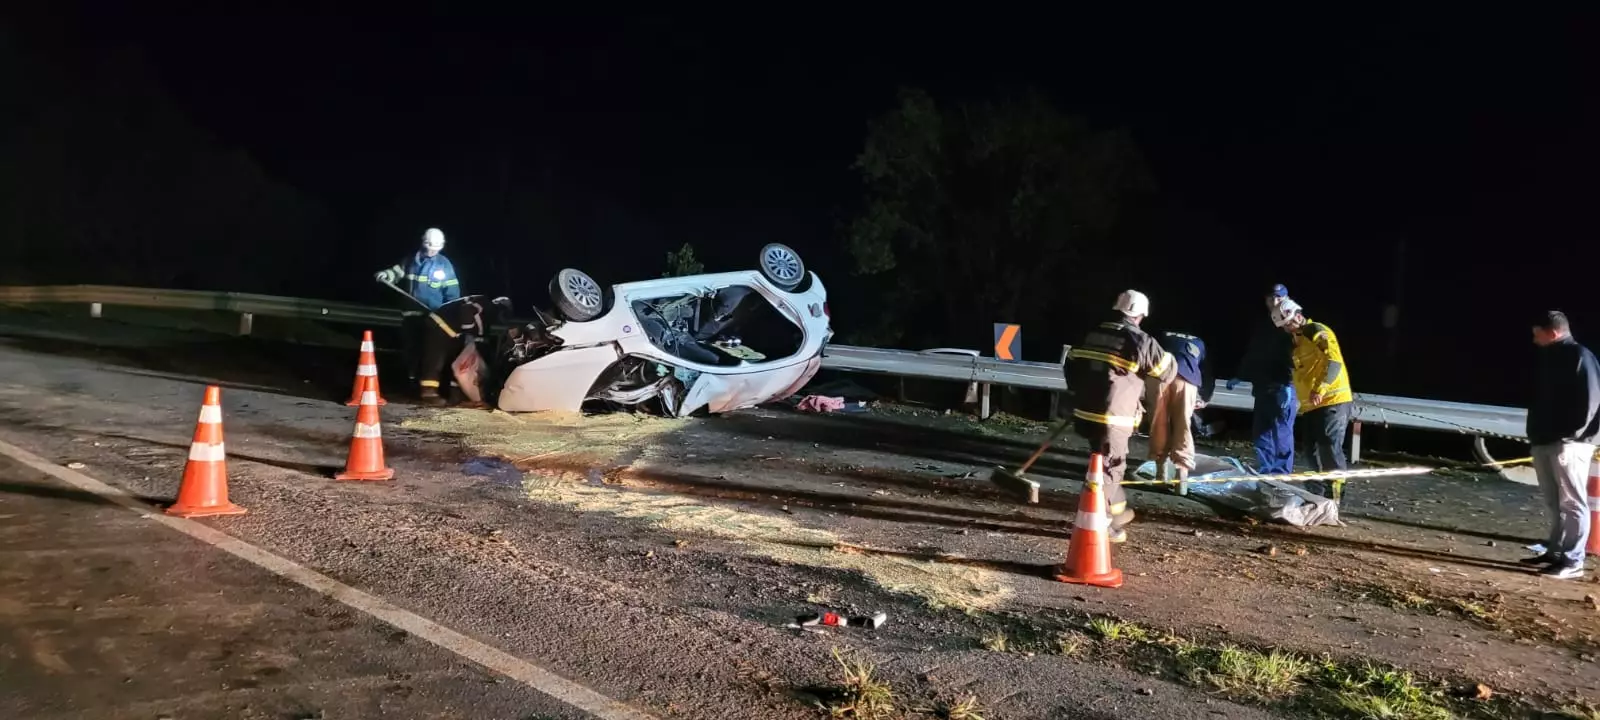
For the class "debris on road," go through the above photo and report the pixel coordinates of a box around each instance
[1132,454,1342,527]
[795,395,846,413]
[65,462,86,469]
[789,610,888,630]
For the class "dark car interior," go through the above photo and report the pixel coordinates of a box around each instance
[631,285,804,368]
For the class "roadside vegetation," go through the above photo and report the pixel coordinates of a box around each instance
[959,611,1585,720]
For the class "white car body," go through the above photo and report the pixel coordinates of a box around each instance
[490,269,831,416]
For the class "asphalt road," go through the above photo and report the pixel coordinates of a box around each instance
[0,454,589,720]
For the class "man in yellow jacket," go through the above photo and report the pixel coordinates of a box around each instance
[1272,298,1354,501]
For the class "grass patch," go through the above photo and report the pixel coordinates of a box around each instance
[939,695,987,720]
[1197,645,1314,700]
[1558,705,1600,720]
[1354,583,1507,630]
[979,632,1008,652]
[825,648,895,719]
[1320,663,1453,720]
[1054,630,1087,657]
[969,612,1526,719]
[1088,617,1149,642]
[1451,599,1499,623]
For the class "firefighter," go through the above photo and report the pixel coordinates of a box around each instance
[1066,290,1177,542]
[1273,298,1355,500]
[1237,284,1298,474]
[1146,330,1215,491]
[375,228,461,403]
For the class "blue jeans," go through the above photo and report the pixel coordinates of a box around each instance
[1252,385,1297,474]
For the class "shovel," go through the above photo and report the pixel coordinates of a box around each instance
[988,419,1074,504]
[378,279,459,339]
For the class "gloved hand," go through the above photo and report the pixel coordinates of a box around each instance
[374,268,398,284]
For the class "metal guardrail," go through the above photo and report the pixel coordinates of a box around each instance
[0,284,1530,440]
[0,284,402,328]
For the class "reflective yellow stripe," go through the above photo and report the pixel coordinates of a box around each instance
[442,279,460,287]
[1099,322,1124,331]
[1068,348,1137,372]
[1108,502,1127,514]
[1073,408,1138,427]
[420,380,441,388]
[1150,350,1173,377]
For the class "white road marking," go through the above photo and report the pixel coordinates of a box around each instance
[0,437,657,720]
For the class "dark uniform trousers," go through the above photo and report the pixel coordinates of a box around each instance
[1074,418,1132,513]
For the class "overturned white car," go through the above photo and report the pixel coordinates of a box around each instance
[456,244,831,416]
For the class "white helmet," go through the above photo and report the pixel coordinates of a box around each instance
[1113,290,1150,318]
[1271,298,1303,328]
[422,227,446,251]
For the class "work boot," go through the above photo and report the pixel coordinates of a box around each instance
[418,385,447,406]
[1152,461,1168,484]
[1109,528,1128,544]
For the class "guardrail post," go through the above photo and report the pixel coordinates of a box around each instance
[238,312,254,336]
[89,302,102,319]
[1049,344,1071,420]
[1350,421,1362,463]
[980,383,992,420]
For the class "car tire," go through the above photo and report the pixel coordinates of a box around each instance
[757,243,806,291]
[549,268,605,322]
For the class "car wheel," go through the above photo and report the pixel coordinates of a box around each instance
[757,243,805,291]
[549,268,605,322]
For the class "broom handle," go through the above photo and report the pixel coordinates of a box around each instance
[1016,420,1073,475]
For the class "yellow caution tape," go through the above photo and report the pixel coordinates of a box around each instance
[1121,465,1435,487]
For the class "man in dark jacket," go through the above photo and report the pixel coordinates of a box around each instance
[1066,290,1177,543]
[1236,284,1298,474]
[1520,310,1600,580]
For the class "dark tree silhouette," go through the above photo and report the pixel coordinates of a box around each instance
[844,88,1153,350]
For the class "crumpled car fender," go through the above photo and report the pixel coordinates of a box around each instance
[497,344,621,412]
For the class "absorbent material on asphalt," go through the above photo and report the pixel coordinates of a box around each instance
[1134,454,1343,527]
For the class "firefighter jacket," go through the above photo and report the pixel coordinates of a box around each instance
[1291,319,1353,414]
[384,251,461,311]
[1067,315,1177,428]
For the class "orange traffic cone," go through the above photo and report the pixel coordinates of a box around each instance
[345,330,387,406]
[1054,453,1123,588]
[336,375,395,481]
[1586,457,1600,556]
[167,386,247,518]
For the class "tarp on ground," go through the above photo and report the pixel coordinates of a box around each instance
[1132,454,1343,527]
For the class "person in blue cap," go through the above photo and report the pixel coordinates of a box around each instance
[1235,283,1298,474]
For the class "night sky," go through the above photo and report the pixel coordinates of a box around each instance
[12,6,1600,407]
